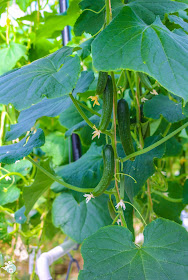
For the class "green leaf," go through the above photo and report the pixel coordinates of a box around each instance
[0,129,45,164]
[144,95,186,123]
[183,179,188,204]
[0,43,27,75]
[74,0,105,36]
[51,143,103,192]
[164,137,183,157]
[152,181,184,223]
[64,114,100,137]
[6,96,72,141]
[59,104,91,129]
[128,0,187,25]
[79,218,188,280]
[37,0,81,38]
[0,0,9,15]
[73,71,95,94]
[0,186,20,206]
[168,15,188,33]
[16,0,31,12]
[15,206,27,224]
[3,159,32,181]
[0,47,81,110]
[52,191,112,243]
[6,71,93,141]
[23,160,54,216]
[123,136,165,201]
[41,132,69,166]
[92,7,188,101]
[78,38,94,60]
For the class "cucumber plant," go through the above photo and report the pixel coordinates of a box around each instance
[0,0,188,279]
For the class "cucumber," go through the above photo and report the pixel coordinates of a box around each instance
[99,75,113,131]
[93,145,114,197]
[138,72,153,90]
[96,71,108,95]
[117,99,135,156]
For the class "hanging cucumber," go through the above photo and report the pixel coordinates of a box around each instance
[96,71,108,95]
[93,145,114,197]
[99,75,113,131]
[138,72,153,90]
[117,99,135,156]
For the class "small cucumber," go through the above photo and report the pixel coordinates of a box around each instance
[99,75,113,131]
[117,99,135,156]
[138,72,153,90]
[96,71,108,95]
[93,145,114,197]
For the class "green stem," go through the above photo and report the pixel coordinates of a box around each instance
[124,201,147,226]
[69,94,94,128]
[105,0,111,25]
[26,156,115,195]
[77,100,101,117]
[122,121,188,162]
[69,94,111,137]
[152,189,182,203]
[162,123,172,137]
[126,70,135,96]
[0,172,28,185]
[142,82,158,97]
[112,213,120,225]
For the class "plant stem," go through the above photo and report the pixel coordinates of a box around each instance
[147,179,153,222]
[124,201,147,226]
[69,93,111,137]
[135,73,144,148]
[162,123,172,137]
[151,189,182,203]
[105,0,112,25]
[122,121,188,162]
[26,156,115,195]
[77,100,101,117]
[0,172,28,185]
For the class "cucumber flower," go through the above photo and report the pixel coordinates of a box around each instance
[92,125,101,140]
[88,95,100,107]
[83,193,94,203]
[115,199,126,211]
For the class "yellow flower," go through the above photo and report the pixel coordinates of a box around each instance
[92,125,101,140]
[88,95,100,107]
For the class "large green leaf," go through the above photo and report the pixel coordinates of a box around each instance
[37,0,81,38]
[6,71,93,141]
[128,0,187,24]
[143,95,186,123]
[92,7,188,101]
[123,136,165,201]
[0,185,20,206]
[41,132,69,166]
[152,181,184,223]
[0,47,81,110]
[0,43,26,75]
[23,161,54,216]
[52,191,112,243]
[0,129,45,164]
[79,218,188,280]
[51,143,103,192]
